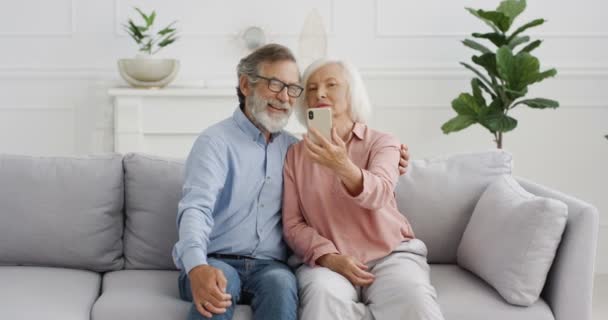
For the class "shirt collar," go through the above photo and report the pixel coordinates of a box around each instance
[232,107,282,142]
[352,122,367,140]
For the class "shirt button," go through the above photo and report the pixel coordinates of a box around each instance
[260,203,264,208]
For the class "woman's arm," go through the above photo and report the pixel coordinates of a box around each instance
[282,147,339,266]
[305,128,401,211]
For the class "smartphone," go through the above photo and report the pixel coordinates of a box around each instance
[306,107,332,144]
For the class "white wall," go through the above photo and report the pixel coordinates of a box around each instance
[1,0,607,273]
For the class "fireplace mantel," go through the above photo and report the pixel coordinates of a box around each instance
[109,87,304,158]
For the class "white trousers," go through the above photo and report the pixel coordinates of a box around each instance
[296,239,445,320]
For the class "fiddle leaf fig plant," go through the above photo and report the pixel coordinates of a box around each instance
[441,0,559,149]
[124,7,179,55]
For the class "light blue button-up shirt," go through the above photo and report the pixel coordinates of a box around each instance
[172,107,299,273]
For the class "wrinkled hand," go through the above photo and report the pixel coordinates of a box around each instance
[188,265,232,318]
[303,127,350,172]
[317,253,375,286]
[398,144,410,176]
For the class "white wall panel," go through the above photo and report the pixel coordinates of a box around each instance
[0,0,606,274]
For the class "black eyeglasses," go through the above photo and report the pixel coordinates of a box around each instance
[255,74,304,98]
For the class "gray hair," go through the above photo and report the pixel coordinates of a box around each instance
[236,44,297,108]
[295,59,372,126]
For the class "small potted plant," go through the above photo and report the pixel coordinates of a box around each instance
[118,8,180,88]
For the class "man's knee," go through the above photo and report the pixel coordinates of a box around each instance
[260,266,298,297]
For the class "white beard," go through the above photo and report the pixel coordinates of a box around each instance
[246,91,293,133]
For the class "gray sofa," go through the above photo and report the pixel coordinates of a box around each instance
[0,152,598,320]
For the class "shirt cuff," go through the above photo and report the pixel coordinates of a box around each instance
[310,244,340,267]
[338,168,371,202]
[181,247,208,274]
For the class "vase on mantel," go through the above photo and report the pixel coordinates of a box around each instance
[118,54,180,89]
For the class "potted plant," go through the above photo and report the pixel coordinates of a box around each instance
[441,0,558,149]
[118,7,180,88]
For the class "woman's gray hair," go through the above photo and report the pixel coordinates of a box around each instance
[296,58,372,126]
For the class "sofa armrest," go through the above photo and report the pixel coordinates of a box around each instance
[516,177,599,320]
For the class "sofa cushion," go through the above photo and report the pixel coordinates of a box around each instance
[0,154,124,271]
[457,175,567,306]
[123,153,184,269]
[395,151,512,263]
[0,266,101,320]
[92,270,252,320]
[431,265,554,320]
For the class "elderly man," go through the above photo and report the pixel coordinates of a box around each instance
[173,44,410,320]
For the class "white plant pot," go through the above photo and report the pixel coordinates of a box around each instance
[118,57,180,88]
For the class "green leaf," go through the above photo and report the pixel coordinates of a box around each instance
[477,10,512,32]
[158,21,177,36]
[149,11,156,26]
[126,21,144,39]
[462,39,491,54]
[505,87,528,100]
[442,115,477,134]
[472,53,499,78]
[135,7,149,25]
[452,93,482,116]
[460,62,497,95]
[507,19,545,42]
[466,8,500,33]
[472,32,508,47]
[158,36,177,48]
[508,35,530,50]
[532,68,557,84]
[471,79,487,107]
[497,0,526,22]
[474,77,496,99]
[515,98,559,109]
[483,113,518,132]
[496,46,541,92]
[519,40,542,53]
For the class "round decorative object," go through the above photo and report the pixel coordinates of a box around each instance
[242,26,267,50]
[117,58,180,88]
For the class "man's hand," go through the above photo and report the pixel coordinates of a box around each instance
[317,253,375,286]
[188,265,232,318]
[398,144,410,175]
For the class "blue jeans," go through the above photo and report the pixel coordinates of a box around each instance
[178,257,298,320]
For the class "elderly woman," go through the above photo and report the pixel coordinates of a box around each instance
[282,59,444,320]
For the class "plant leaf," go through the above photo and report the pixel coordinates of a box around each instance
[519,39,542,53]
[149,11,156,26]
[515,98,559,109]
[477,10,512,32]
[472,32,508,47]
[497,0,527,22]
[472,53,499,78]
[462,39,491,54]
[508,35,530,50]
[507,18,545,42]
[441,115,477,134]
[483,113,518,132]
[466,8,500,33]
[496,46,541,92]
[135,7,149,25]
[532,68,557,84]
[452,93,483,116]
[460,62,497,95]
[471,79,487,107]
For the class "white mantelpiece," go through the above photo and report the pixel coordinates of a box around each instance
[109,87,305,158]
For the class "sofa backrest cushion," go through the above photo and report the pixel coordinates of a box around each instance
[0,154,124,271]
[394,151,513,263]
[123,153,184,269]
